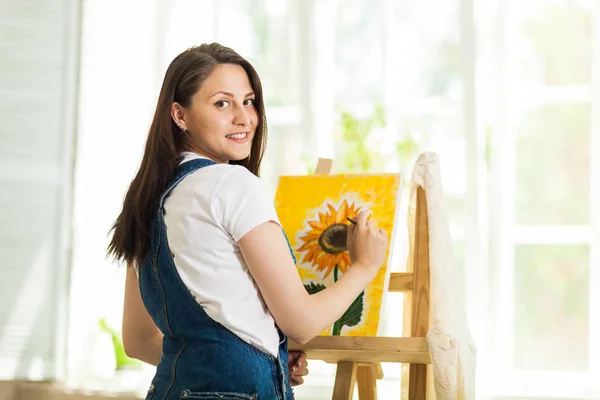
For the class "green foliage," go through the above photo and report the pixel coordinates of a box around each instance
[336,104,387,173]
[298,103,421,175]
[334,103,420,173]
[300,154,316,175]
[396,137,418,164]
[98,318,142,370]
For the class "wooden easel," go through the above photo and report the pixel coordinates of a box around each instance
[289,158,432,399]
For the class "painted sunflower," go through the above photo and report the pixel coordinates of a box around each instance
[297,199,361,279]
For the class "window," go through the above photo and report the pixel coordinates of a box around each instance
[482,0,600,397]
[67,0,600,398]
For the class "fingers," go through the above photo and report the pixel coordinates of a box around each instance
[296,352,307,365]
[288,350,302,363]
[366,217,376,230]
[290,376,304,386]
[347,222,355,241]
[356,210,368,226]
[291,365,308,376]
[288,351,309,387]
[289,351,306,365]
[357,211,379,231]
[290,359,308,375]
[289,351,308,372]
[290,371,307,386]
[290,363,308,387]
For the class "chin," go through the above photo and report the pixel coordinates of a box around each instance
[229,152,251,162]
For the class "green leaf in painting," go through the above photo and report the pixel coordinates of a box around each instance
[304,282,327,295]
[338,291,364,328]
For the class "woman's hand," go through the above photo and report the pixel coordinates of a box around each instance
[347,210,388,278]
[288,351,309,386]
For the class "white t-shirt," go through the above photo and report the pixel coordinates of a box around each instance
[162,152,282,357]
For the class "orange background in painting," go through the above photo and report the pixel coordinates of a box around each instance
[274,173,402,336]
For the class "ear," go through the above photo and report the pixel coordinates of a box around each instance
[171,102,187,130]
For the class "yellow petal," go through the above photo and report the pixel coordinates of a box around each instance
[336,200,348,223]
[319,212,328,224]
[308,221,325,231]
[298,239,317,252]
[326,204,337,224]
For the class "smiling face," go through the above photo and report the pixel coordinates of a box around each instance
[171,63,258,164]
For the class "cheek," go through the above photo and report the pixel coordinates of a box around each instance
[188,111,211,133]
[200,114,229,135]
[250,108,259,125]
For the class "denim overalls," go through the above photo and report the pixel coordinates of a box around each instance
[138,158,295,400]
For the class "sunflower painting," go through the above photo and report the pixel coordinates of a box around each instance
[274,173,403,337]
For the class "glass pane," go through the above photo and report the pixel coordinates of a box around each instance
[387,0,462,101]
[515,103,590,225]
[520,0,593,86]
[335,0,385,106]
[246,0,299,106]
[261,124,306,194]
[214,0,298,106]
[514,244,589,371]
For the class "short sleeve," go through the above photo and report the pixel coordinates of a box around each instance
[212,166,281,242]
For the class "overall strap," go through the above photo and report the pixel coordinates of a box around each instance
[150,158,217,260]
[158,158,217,210]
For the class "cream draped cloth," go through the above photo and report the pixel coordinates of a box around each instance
[407,152,477,399]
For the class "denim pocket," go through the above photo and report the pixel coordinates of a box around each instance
[180,390,257,400]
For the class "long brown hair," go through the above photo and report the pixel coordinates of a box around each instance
[107,43,268,268]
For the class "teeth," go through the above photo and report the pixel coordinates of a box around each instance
[227,133,247,139]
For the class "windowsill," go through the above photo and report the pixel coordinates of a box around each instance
[0,381,142,400]
[486,370,600,400]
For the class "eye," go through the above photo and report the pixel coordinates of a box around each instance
[215,100,230,108]
[244,98,256,106]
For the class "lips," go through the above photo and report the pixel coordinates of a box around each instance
[226,132,248,139]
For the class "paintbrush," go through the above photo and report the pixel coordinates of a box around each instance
[346,218,357,225]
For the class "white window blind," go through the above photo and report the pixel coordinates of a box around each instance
[0,0,80,381]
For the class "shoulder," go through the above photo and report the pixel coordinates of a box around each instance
[175,163,269,208]
[183,163,258,183]
[172,163,265,204]
[211,164,265,195]
[210,166,279,241]
[177,163,245,191]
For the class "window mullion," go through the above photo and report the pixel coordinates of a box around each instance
[461,0,489,374]
[488,0,519,377]
[588,1,600,382]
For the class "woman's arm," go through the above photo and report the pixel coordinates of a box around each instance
[122,266,163,366]
[238,211,387,344]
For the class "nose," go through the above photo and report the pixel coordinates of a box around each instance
[233,104,251,126]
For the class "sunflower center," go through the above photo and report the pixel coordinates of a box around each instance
[318,223,348,254]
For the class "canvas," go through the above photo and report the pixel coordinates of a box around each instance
[274,173,403,337]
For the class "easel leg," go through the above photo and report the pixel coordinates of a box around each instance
[408,364,427,400]
[332,361,358,400]
[357,365,377,400]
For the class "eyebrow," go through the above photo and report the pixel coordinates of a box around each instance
[210,91,255,98]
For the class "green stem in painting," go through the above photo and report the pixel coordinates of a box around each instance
[332,265,342,336]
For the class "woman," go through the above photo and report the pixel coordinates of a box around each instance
[108,43,388,400]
